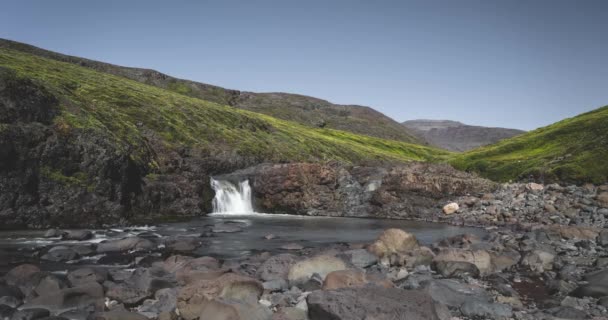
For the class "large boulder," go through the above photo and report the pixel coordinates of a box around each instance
[257,254,298,282]
[287,255,347,286]
[41,246,78,262]
[368,229,419,265]
[96,237,154,253]
[307,287,449,320]
[570,269,608,298]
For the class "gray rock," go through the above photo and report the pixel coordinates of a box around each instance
[61,230,93,241]
[338,249,377,268]
[10,308,49,320]
[461,300,512,319]
[43,229,61,238]
[307,287,448,320]
[41,246,78,262]
[34,275,67,296]
[0,296,21,308]
[262,279,288,292]
[257,254,297,282]
[67,268,107,287]
[20,282,104,314]
[96,237,154,253]
[136,288,177,318]
[433,261,480,278]
[598,229,608,247]
[570,268,608,298]
[424,279,491,308]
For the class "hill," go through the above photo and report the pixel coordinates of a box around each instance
[402,119,525,152]
[450,106,608,184]
[0,38,421,144]
[0,46,447,228]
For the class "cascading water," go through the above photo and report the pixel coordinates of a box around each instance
[210,178,255,214]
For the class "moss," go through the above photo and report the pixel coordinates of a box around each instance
[40,166,91,189]
[0,48,448,167]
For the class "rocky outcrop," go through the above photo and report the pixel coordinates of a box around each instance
[220,162,496,219]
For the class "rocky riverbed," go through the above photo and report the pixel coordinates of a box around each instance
[0,182,607,319]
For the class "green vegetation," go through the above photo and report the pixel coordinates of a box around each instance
[0,48,448,168]
[40,166,90,188]
[450,106,608,184]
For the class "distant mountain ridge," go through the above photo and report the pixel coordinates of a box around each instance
[402,119,525,152]
[0,38,421,144]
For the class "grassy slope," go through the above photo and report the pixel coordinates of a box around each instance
[0,48,448,167]
[450,106,608,184]
[0,38,422,144]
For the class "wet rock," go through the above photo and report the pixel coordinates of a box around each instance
[136,288,177,319]
[34,275,67,296]
[5,264,41,287]
[461,300,512,319]
[287,255,346,286]
[322,270,380,290]
[61,230,93,241]
[21,282,104,314]
[443,202,459,214]
[212,224,243,233]
[43,229,61,238]
[105,282,150,306]
[0,305,15,319]
[257,254,297,282]
[164,256,224,283]
[0,296,21,308]
[0,284,24,299]
[570,268,608,298]
[67,268,107,287]
[424,279,491,308]
[307,287,448,320]
[96,237,154,253]
[337,249,377,268]
[368,229,419,266]
[10,308,50,320]
[164,237,202,252]
[41,246,78,262]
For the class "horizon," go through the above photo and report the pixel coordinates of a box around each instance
[2,0,608,130]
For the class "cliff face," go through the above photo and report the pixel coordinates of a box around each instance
[402,120,524,152]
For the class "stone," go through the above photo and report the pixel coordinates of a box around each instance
[461,300,513,319]
[597,192,608,208]
[5,264,41,287]
[338,249,377,268]
[570,269,608,298]
[271,307,308,320]
[34,275,67,296]
[198,298,272,320]
[43,229,61,238]
[287,255,346,286]
[0,284,24,299]
[164,237,202,252]
[136,288,177,319]
[257,254,297,282]
[424,279,491,308]
[10,308,50,320]
[443,202,459,214]
[526,183,544,191]
[433,248,492,275]
[598,229,608,247]
[67,268,107,287]
[522,250,555,273]
[61,230,93,241]
[280,243,303,251]
[164,256,225,284]
[0,296,21,308]
[368,228,419,261]
[96,237,154,253]
[433,261,480,278]
[262,279,288,292]
[89,309,149,320]
[41,246,78,262]
[307,287,448,320]
[20,282,104,314]
[322,270,368,290]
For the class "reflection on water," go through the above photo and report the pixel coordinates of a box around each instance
[0,214,486,271]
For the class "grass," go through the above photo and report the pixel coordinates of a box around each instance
[0,48,449,170]
[450,106,608,184]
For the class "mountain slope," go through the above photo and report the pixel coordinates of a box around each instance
[402,120,525,152]
[0,38,421,144]
[450,106,608,184]
[0,47,448,227]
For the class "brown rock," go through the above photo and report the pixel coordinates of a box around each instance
[597,192,608,208]
[368,228,419,260]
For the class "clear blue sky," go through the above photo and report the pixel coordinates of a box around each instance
[2,0,607,130]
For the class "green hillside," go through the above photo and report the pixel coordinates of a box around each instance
[450,106,608,184]
[0,47,446,166]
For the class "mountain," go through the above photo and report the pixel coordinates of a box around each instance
[402,119,525,152]
[0,38,421,144]
[450,106,608,184]
[0,45,447,228]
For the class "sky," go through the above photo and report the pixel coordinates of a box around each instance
[1,1,607,130]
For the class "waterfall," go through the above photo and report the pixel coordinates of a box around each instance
[210,178,255,214]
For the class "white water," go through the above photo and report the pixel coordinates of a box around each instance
[210,178,255,214]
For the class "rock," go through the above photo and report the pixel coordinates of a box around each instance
[271,307,308,320]
[262,279,288,292]
[41,246,78,262]
[287,255,346,286]
[43,229,61,238]
[443,202,459,214]
[164,256,225,283]
[62,230,93,241]
[5,264,41,287]
[105,282,150,305]
[280,243,303,251]
[526,183,544,191]
[34,275,67,296]
[386,267,409,281]
[522,250,555,273]
[307,287,448,320]
[570,269,608,298]
[257,254,297,282]
[0,305,15,319]
[89,309,149,320]
[461,300,512,319]
[136,288,177,319]
[547,306,588,319]
[597,192,608,208]
[10,308,50,320]
[433,248,492,275]
[0,284,24,299]
[0,296,21,308]
[322,270,368,290]
[598,229,608,247]
[424,279,491,308]
[338,249,377,268]
[67,268,107,287]
[165,237,202,252]
[177,273,263,320]
[96,237,154,253]
[368,229,419,264]
[212,224,243,233]
[433,261,480,278]
[548,225,599,240]
[198,298,271,320]
[21,282,104,314]
[263,234,276,240]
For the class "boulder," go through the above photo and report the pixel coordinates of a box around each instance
[257,254,297,282]
[307,287,448,320]
[461,300,512,319]
[287,255,346,286]
[67,268,107,287]
[322,270,368,290]
[164,237,202,252]
[135,288,177,319]
[433,248,492,275]
[433,261,480,278]
[548,225,599,240]
[521,250,555,273]
[570,269,608,298]
[34,275,67,296]
[198,298,271,320]
[424,279,491,308]
[41,246,78,262]
[598,229,608,247]
[43,229,61,238]
[10,308,50,320]
[442,202,459,214]
[163,256,225,283]
[96,237,154,253]
[338,249,377,268]
[5,264,41,287]
[368,229,419,265]
[20,282,104,314]
[62,230,93,241]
